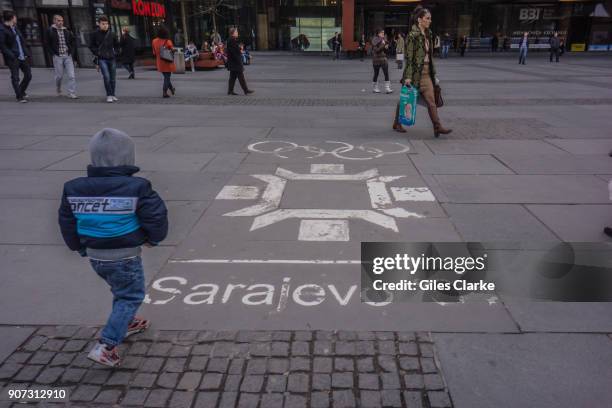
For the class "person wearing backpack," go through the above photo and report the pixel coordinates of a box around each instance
[152,25,176,98]
[89,16,120,103]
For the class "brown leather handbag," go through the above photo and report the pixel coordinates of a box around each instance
[434,84,444,108]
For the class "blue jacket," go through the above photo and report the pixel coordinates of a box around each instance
[58,165,168,253]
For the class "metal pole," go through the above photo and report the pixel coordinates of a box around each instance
[181,0,189,45]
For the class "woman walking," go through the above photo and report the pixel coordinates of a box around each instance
[393,6,452,137]
[152,26,176,98]
[371,29,392,94]
[395,33,404,69]
[119,27,136,79]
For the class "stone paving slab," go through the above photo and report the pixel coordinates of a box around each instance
[46,151,217,172]
[526,205,612,241]
[0,150,78,171]
[0,135,52,149]
[0,328,35,365]
[495,153,612,174]
[544,138,612,154]
[433,333,612,408]
[499,298,612,332]
[0,245,172,325]
[410,154,513,175]
[434,175,610,204]
[425,140,567,155]
[0,171,82,199]
[443,204,559,241]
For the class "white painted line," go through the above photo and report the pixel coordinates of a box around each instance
[366,180,393,209]
[251,209,398,232]
[169,259,362,264]
[224,174,286,217]
[381,208,425,218]
[276,167,379,181]
[216,185,259,200]
[310,164,345,174]
[391,187,436,202]
[298,219,349,241]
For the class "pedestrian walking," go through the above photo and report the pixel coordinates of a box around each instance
[491,33,499,52]
[89,16,120,103]
[549,32,561,63]
[394,6,452,137]
[395,33,405,69]
[518,32,529,65]
[459,35,467,57]
[227,27,254,96]
[58,128,168,367]
[152,26,176,98]
[434,34,441,57]
[371,28,393,94]
[119,27,136,79]
[441,33,451,58]
[358,34,366,61]
[45,14,77,99]
[0,11,32,103]
[331,32,341,60]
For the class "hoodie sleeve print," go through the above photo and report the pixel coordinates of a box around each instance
[137,181,169,245]
[58,189,82,251]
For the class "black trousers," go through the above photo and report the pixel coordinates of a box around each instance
[162,72,173,94]
[8,59,32,100]
[549,48,560,62]
[123,62,135,75]
[373,63,389,82]
[228,70,248,93]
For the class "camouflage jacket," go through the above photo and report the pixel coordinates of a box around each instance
[402,25,437,89]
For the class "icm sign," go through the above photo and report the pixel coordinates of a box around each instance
[132,0,166,18]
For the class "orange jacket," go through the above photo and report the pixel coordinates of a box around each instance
[152,38,176,73]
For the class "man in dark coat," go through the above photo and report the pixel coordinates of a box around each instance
[120,27,136,79]
[549,32,561,63]
[0,11,32,103]
[226,27,254,96]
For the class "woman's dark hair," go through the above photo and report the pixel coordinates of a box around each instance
[156,25,170,39]
[375,27,384,35]
[410,6,431,28]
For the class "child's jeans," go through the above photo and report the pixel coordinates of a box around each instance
[89,256,145,347]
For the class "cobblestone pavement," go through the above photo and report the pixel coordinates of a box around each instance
[0,327,452,407]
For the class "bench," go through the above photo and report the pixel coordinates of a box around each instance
[193,52,226,69]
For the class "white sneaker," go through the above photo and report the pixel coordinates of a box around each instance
[68,93,78,99]
[385,81,393,94]
[87,342,121,367]
[111,96,118,102]
[106,96,113,103]
[373,82,381,93]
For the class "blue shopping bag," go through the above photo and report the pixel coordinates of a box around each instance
[398,85,418,127]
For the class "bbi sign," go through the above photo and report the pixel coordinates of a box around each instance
[132,0,166,18]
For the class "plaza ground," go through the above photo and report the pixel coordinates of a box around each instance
[0,52,611,407]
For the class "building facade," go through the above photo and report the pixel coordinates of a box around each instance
[1,0,610,68]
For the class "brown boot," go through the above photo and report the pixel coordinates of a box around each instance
[427,104,452,138]
[393,121,407,133]
[393,102,407,133]
[434,125,452,138]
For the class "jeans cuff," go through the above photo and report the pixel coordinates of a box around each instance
[100,336,118,348]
